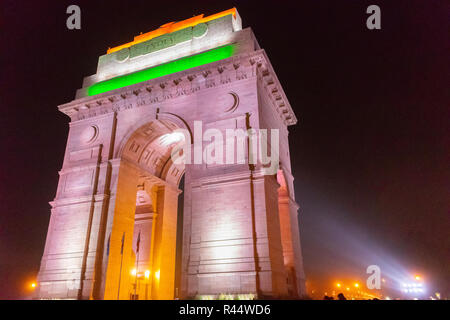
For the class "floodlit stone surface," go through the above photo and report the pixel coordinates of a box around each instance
[36,8,305,300]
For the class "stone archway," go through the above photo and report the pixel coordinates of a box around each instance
[36,8,306,300]
[102,120,186,300]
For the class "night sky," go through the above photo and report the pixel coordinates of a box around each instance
[1,0,448,299]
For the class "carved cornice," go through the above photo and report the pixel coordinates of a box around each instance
[257,51,298,126]
[58,49,297,126]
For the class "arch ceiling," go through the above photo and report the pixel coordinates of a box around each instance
[122,120,185,184]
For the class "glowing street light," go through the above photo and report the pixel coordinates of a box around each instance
[354,283,359,288]
[131,268,137,276]
[401,275,426,298]
[144,270,150,279]
[336,283,341,288]
[30,282,37,289]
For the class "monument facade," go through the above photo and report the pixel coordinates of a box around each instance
[36,8,306,299]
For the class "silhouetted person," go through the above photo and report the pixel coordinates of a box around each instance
[337,293,347,300]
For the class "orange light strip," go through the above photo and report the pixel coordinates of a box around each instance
[107,8,237,54]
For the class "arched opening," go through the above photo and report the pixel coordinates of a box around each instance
[103,120,186,300]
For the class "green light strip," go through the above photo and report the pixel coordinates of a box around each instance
[88,44,236,96]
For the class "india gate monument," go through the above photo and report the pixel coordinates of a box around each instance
[36,8,306,300]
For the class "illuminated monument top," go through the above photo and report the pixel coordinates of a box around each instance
[63,7,297,127]
[77,8,248,98]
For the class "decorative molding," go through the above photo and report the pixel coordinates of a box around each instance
[58,49,297,126]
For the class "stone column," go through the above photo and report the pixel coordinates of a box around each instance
[253,172,288,297]
[180,167,192,299]
[102,159,140,300]
[149,184,180,299]
[277,170,297,296]
[186,168,288,298]
[36,159,105,299]
[289,198,306,296]
[283,169,306,297]
[131,187,154,300]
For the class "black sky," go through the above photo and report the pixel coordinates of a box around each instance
[0,0,449,299]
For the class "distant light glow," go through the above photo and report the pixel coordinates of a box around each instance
[144,270,150,279]
[31,282,36,288]
[336,283,341,288]
[402,279,425,295]
[155,270,160,280]
[131,268,137,276]
[88,44,236,96]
